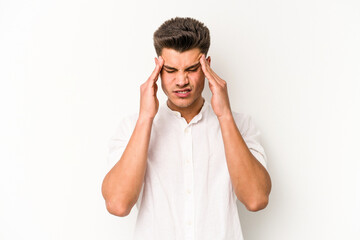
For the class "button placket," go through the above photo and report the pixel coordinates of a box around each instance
[183,125,195,240]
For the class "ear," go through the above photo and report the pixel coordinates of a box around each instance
[206,56,211,67]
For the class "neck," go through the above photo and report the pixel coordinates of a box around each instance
[167,97,205,124]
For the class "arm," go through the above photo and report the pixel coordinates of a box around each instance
[218,115,271,211]
[101,57,164,217]
[199,55,271,212]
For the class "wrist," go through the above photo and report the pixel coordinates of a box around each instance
[137,114,155,125]
[217,112,234,124]
[217,110,233,121]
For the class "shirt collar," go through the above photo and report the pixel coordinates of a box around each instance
[162,99,210,125]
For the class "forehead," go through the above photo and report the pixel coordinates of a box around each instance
[161,48,202,69]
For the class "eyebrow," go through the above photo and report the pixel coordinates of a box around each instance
[163,62,201,71]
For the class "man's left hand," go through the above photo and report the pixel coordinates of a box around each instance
[200,54,232,119]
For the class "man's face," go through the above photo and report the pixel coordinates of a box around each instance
[160,48,211,111]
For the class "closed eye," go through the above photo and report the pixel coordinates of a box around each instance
[187,67,199,72]
[163,63,200,73]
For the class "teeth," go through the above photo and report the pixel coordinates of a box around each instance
[178,91,188,93]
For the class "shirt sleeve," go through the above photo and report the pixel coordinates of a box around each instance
[107,114,137,172]
[106,113,145,209]
[233,112,268,170]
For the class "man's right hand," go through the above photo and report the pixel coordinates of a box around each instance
[139,56,164,120]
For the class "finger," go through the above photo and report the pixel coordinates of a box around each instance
[158,55,164,66]
[200,55,226,86]
[199,55,213,80]
[200,55,219,87]
[154,82,158,95]
[208,65,225,85]
[148,57,163,83]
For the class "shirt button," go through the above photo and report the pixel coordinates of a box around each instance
[187,189,192,194]
[187,221,192,226]
[186,159,190,164]
[184,128,189,133]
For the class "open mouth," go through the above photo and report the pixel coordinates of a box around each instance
[174,88,191,93]
[174,89,191,97]
[175,90,191,93]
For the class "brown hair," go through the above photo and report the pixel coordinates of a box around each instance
[153,17,210,56]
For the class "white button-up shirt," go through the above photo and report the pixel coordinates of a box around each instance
[107,100,268,240]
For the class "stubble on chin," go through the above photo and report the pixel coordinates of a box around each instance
[167,95,202,110]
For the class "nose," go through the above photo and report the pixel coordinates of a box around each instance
[176,71,189,87]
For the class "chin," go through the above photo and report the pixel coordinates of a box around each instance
[169,95,201,109]
[171,99,193,108]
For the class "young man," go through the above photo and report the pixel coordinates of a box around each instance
[102,17,271,240]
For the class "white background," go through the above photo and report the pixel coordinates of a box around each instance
[1,0,359,239]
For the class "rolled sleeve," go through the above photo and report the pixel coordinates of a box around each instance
[233,112,268,170]
[107,114,138,172]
